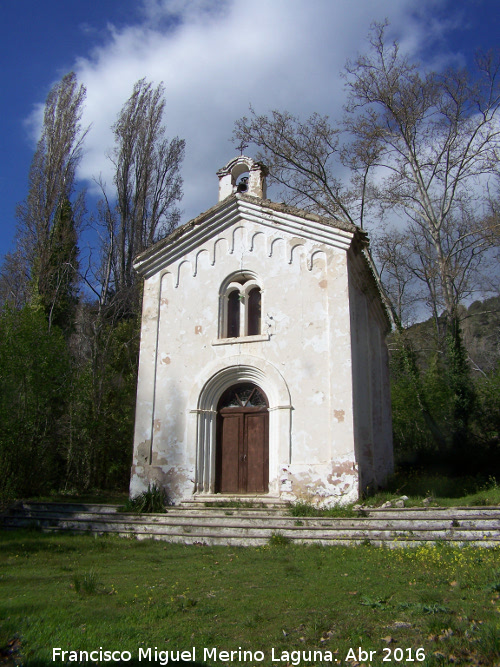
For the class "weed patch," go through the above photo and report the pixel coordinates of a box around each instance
[118,483,169,513]
[288,500,357,518]
[268,531,290,546]
[72,570,99,595]
[360,595,391,609]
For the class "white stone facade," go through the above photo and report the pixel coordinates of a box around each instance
[130,156,393,506]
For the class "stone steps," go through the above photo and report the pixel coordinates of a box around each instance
[1,501,499,547]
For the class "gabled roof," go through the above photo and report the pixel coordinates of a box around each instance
[133,193,367,279]
[133,192,394,331]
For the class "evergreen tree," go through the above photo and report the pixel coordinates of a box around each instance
[33,197,79,334]
[14,72,86,309]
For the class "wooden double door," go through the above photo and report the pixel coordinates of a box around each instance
[215,383,269,494]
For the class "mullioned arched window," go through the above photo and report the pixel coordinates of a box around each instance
[220,273,262,339]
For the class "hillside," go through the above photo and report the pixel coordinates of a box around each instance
[392,296,500,375]
[462,296,500,374]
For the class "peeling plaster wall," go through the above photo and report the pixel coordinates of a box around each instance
[131,202,392,505]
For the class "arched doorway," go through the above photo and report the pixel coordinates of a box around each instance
[215,382,269,494]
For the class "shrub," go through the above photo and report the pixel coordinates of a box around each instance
[120,483,169,513]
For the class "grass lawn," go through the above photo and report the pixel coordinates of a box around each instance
[0,530,499,666]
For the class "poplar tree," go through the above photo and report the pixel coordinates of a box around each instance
[15,72,86,318]
[97,78,185,317]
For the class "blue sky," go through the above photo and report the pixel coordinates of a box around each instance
[1,0,499,263]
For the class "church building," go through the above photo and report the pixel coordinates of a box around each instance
[130,156,393,506]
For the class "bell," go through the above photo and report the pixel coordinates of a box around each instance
[236,176,249,193]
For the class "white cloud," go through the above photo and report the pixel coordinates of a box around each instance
[70,0,453,222]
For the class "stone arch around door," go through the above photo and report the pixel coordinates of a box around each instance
[190,357,292,496]
[216,383,269,494]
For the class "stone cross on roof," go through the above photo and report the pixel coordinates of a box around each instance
[236,141,248,155]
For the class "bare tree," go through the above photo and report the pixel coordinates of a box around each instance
[377,204,492,329]
[97,79,185,317]
[344,22,500,326]
[374,229,421,326]
[14,72,87,308]
[479,183,500,295]
[233,108,374,228]
[234,24,500,327]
